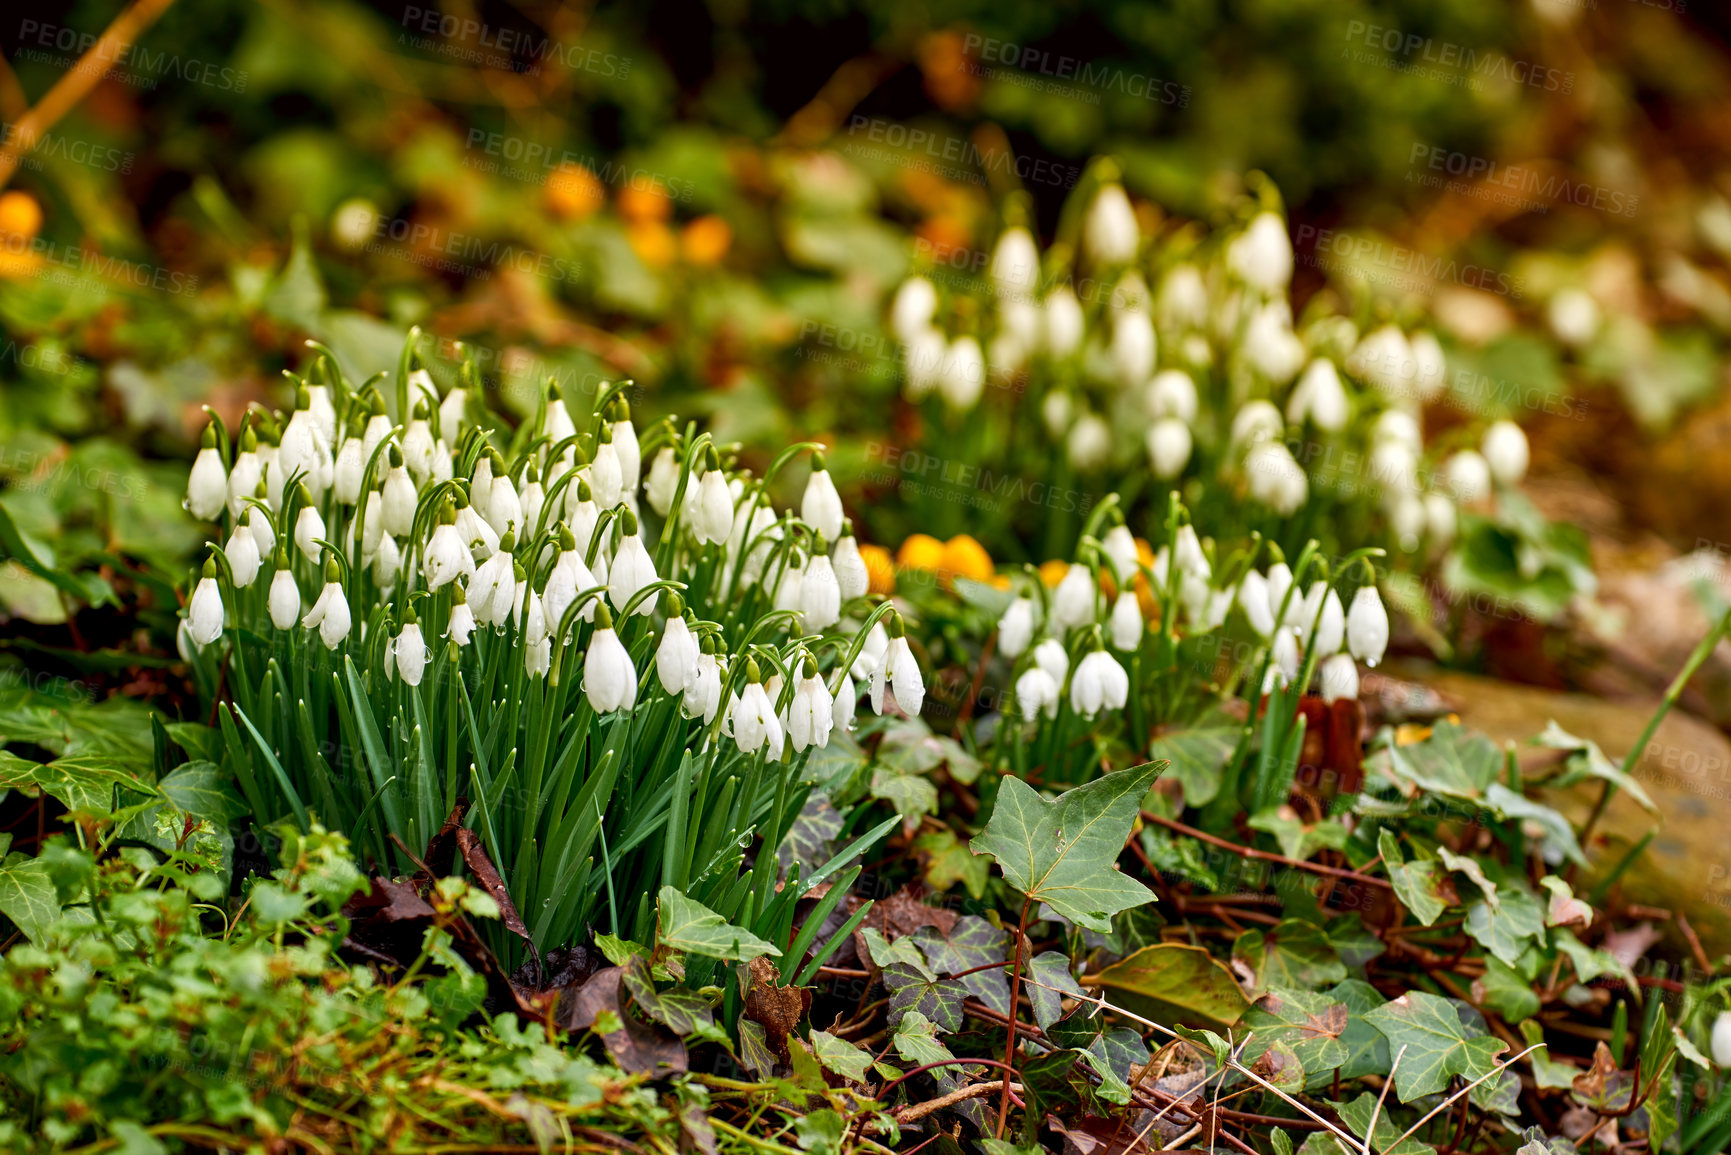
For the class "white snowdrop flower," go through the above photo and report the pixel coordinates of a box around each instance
[469,540,517,628]
[454,495,499,559]
[1288,359,1349,432]
[1084,182,1139,265]
[526,635,552,679]
[372,534,402,593]
[1266,562,1294,630]
[520,466,545,535]
[644,447,681,517]
[1312,586,1346,655]
[1482,420,1529,485]
[1067,414,1112,472]
[544,533,597,635]
[1247,442,1309,514]
[1147,419,1191,480]
[1444,450,1492,503]
[988,325,1031,382]
[1200,588,1234,631]
[684,651,725,723]
[483,462,523,537]
[833,672,858,735]
[729,500,782,589]
[1228,212,1293,294]
[1239,571,1275,638]
[423,511,474,590]
[1041,391,1074,436]
[301,565,352,649]
[567,480,601,557]
[655,608,699,694]
[802,457,844,542]
[227,437,262,519]
[1270,629,1299,687]
[224,523,260,588]
[294,502,326,562]
[733,674,785,758]
[891,276,938,345]
[1174,526,1209,581]
[787,665,835,752]
[1111,309,1156,389]
[1147,369,1199,423]
[772,552,805,618]
[868,615,924,716]
[186,434,228,521]
[333,436,365,504]
[1320,654,1359,703]
[361,405,391,465]
[584,606,638,714]
[1350,326,1415,400]
[1033,637,1070,683]
[1409,332,1447,400]
[1043,285,1085,357]
[903,328,947,400]
[438,385,467,439]
[997,597,1036,659]
[991,226,1041,300]
[591,432,625,510]
[833,531,869,602]
[268,565,300,630]
[278,406,331,501]
[1548,288,1600,347]
[1109,591,1144,651]
[1347,586,1389,666]
[1157,264,1210,332]
[611,410,641,491]
[446,587,476,647]
[852,621,888,681]
[381,458,417,537]
[406,365,438,409]
[799,553,841,632]
[1101,526,1140,585]
[1071,649,1129,717]
[1231,400,1285,448]
[1109,271,1151,315]
[1711,1011,1731,1068]
[431,439,453,485]
[1373,410,1422,451]
[542,391,577,444]
[1016,667,1060,720]
[260,447,284,513]
[246,503,275,558]
[187,561,225,647]
[1424,493,1458,547]
[1369,440,1419,496]
[1390,494,1427,552]
[521,583,548,646]
[939,336,986,410]
[1244,303,1305,385]
[390,618,427,686]
[609,512,659,615]
[692,461,734,546]
[1052,563,1097,630]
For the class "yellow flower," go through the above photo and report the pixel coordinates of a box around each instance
[627,220,677,267]
[859,543,897,595]
[681,215,732,265]
[545,163,604,220]
[896,533,945,573]
[619,179,672,224]
[939,534,993,586]
[0,191,45,279]
[1037,559,1069,588]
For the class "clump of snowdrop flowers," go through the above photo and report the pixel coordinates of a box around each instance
[175,338,918,948]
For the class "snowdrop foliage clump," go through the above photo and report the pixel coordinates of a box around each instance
[177,334,920,959]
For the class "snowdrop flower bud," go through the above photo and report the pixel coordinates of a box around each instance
[1111,309,1156,389]
[678,645,721,724]
[1548,288,1600,347]
[732,663,785,758]
[1244,303,1305,385]
[446,584,476,647]
[294,498,326,563]
[1157,264,1209,332]
[1034,637,1069,683]
[1711,1011,1731,1068]
[832,671,858,734]
[1390,495,1426,553]
[1288,359,1350,432]
[225,522,260,588]
[470,533,517,628]
[454,491,499,559]
[692,455,734,546]
[1312,586,1345,655]
[360,394,390,462]
[891,276,938,345]
[773,552,805,618]
[1482,420,1529,485]
[940,336,986,410]
[188,558,225,647]
[424,503,474,590]
[1109,591,1144,651]
[566,478,601,556]
[268,557,300,630]
[1147,419,1192,480]
[1052,563,1097,630]
[406,363,437,409]
[246,496,275,557]
[333,433,365,504]
[261,448,284,514]
[1424,492,1457,548]
[869,613,924,716]
[1350,326,1415,400]
[543,385,576,444]
[1266,562,1294,630]
[799,550,841,631]
[301,558,352,649]
[591,425,624,509]
[1347,586,1389,666]
[227,428,262,519]
[833,527,869,602]
[645,447,680,517]
[484,453,523,537]
[1374,410,1422,451]
[1369,441,1418,496]
[1084,182,1139,265]
[1228,212,1293,294]
[1239,571,1275,638]
[438,384,467,439]
[1101,526,1139,585]
[852,621,888,681]
[991,226,1041,300]
[278,393,331,500]
[1174,528,1209,583]
[381,449,416,537]
[583,605,638,714]
[903,328,947,400]
[1270,629,1299,687]
[1247,442,1309,514]
[1016,667,1060,720]
[1043,286,1085,357]
[1410,332,1446,400]
[389,612,427,687]
[610,401,641,491]
[544,528,597,635]
[520,463,545,534]
[372,534,402,593]
[1444,451,1492,503]
[802,454,845,542]
[187,427,228,521]
[1320,654,1359,703]
[655,600,700,695]
[609,510,659,615]
[1147,370,1198,423]
[402,402,435,483]
[788,659,836,751]
[998,597,1036,658]
[1067,414,1112,472]
[1071,648,1129,717]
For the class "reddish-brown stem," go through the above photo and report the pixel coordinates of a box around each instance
[995,895,1032,1138]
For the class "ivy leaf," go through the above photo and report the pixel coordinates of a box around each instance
[0,852,60,944]
[1027,951,1085,1031]
[656,887,780,963]
[1438,848,1499,909]
[870,767,938,835]
[1463,884,1545,967]
[1534,721,1657,814]
[1474,956,1541,1023]
[1242,987,1350,1088]
[913,828,989,899]
[1147,717,1237,806]
[1326,980,1391,1081]
[157,760,247,827]
[737,1019,778,1076]
[0,749,158,815]
[1233,920,1347,993]
[1379,830,1456,927]
[810,1030,874,1082]
[892,1011,966,1090]
[1364,991,1507,1102]
[777,796,844,876]
[1335,1091,1436,1155]
[1369,719,1501,799]
[1094,943,1251,1029]
[1248,809,1351,862]
[970,761,1163,932]
[882,963,965,1032]
[862,927,934,980]
[1486,784,1584,865]
[911,916,1008,1012]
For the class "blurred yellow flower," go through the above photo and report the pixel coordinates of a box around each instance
[619,179,672,224]
[1038,559,1069,588]
[681,215,732,265]
[939,534,993,586]
[859,543,896,595]
[896,533,945,574]
[627,220,677,267]
[545,163,605,220]
[0,190,45,279]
